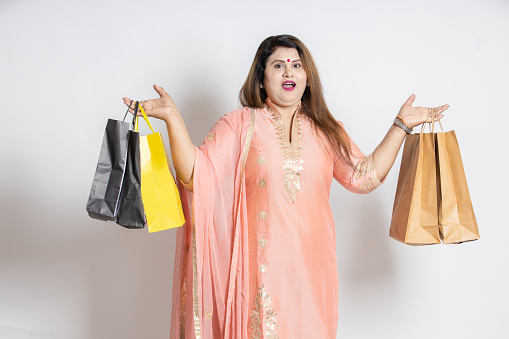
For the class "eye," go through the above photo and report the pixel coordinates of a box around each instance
[274,64,284,69]
[293,63,302,68]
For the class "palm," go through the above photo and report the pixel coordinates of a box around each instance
[123,84,176,121]
[397,94,449,129]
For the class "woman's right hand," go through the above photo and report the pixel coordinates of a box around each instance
[123,84,178,121]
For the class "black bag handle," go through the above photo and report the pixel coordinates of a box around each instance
[122,100,139,130]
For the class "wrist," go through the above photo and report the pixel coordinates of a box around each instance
[162,110,181,124]
[393,116,413,134]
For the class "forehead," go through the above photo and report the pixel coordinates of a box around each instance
[267,47,300,62]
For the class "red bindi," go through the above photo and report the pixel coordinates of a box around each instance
[287,59,290,62]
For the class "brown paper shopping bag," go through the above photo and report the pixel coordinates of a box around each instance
[435,130,479,243]
[390,129,441,245]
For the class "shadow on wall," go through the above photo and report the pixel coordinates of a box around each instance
[179,83,237,146]
[0,327,54,339]
[85,226,175,339]
[335,188,396,285]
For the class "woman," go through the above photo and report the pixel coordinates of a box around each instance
[124,35,447,338]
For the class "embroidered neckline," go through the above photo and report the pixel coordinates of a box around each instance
[267,104,303,203]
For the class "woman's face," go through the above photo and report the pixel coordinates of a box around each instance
[263,47,307,110]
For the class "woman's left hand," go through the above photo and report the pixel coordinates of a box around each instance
[397,94,449,129]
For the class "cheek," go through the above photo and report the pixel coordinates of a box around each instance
[264,74,280,89]
[299,71,307,83]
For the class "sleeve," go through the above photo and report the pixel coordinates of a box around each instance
[333,122,384,194]
[178,109,244,192]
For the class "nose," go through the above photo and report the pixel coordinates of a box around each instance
[283,64,294,78]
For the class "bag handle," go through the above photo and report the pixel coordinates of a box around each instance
[132,101,139,130]
[418,108,444,152]
[122,100,140,132]
[420,108,444,134]
[133,101,155,134]
[123,99,134,122]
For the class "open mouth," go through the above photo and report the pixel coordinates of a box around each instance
[282,81,296,91]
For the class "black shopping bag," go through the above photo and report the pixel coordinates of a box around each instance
[116,102,146,228]
[86,121,130,220]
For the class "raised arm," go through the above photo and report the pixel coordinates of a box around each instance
[123,84,196,184]
[372,94,449,180]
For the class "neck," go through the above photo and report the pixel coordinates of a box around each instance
[266,99,301,118]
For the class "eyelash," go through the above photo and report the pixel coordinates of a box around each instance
[275,63,302,69]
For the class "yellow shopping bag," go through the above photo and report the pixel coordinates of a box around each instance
[136,105,185,232]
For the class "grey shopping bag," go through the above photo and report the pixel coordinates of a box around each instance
[86,105,131,221]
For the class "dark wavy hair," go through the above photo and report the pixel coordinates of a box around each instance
[239,34,353,164]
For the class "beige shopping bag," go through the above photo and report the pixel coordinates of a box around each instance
[390,128,441,245]
[435,130,479,243]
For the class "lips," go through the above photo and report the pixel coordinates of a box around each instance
[282,80,296,91]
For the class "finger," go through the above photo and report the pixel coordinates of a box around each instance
[426,106,448,119]
[122,98,138,116]
[138,101,147,116]
[426,110,445,122]
[132,102,142,116]
[153,84,168,98]
[402,94,415,108]
[123,98,138,111]
[139,100,152,113]
[437,104,449,114]
[122,97,134,108]
[425,110,434,123]
[126,100,141,115]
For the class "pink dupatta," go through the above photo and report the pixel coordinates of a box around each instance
[170,107,255,338]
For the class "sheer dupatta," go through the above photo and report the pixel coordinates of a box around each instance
[170,108,255,338]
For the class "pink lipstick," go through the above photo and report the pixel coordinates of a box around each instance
[282,80,296,91]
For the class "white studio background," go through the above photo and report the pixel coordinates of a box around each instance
[0,0,508,338]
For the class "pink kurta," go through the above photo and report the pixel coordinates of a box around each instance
[170,106,382,339]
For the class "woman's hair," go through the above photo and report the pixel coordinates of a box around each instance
[239,34,353,164]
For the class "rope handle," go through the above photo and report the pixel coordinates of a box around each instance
[133,101,155,134]
[420,108,444,134]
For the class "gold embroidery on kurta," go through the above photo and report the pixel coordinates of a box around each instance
[207,133,215,141]
[179,251,188,338]
[192,224,202,338]
[265,308,278,339]
[270,107,303,203]
[259,263,268,273]
[354,154,381,193]
[249,284,279,339]
[204,311,213,319]
[257,156,266,165]
[258,211,268,220]
[258,178,267,188]
[258,238,268,248]
[360,178,378,192]
[250,310,262,339]
[354,156,371,180]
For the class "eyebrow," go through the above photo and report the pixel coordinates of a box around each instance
[270,59,302,64]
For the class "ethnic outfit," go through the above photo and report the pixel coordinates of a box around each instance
[170,105,382,339]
